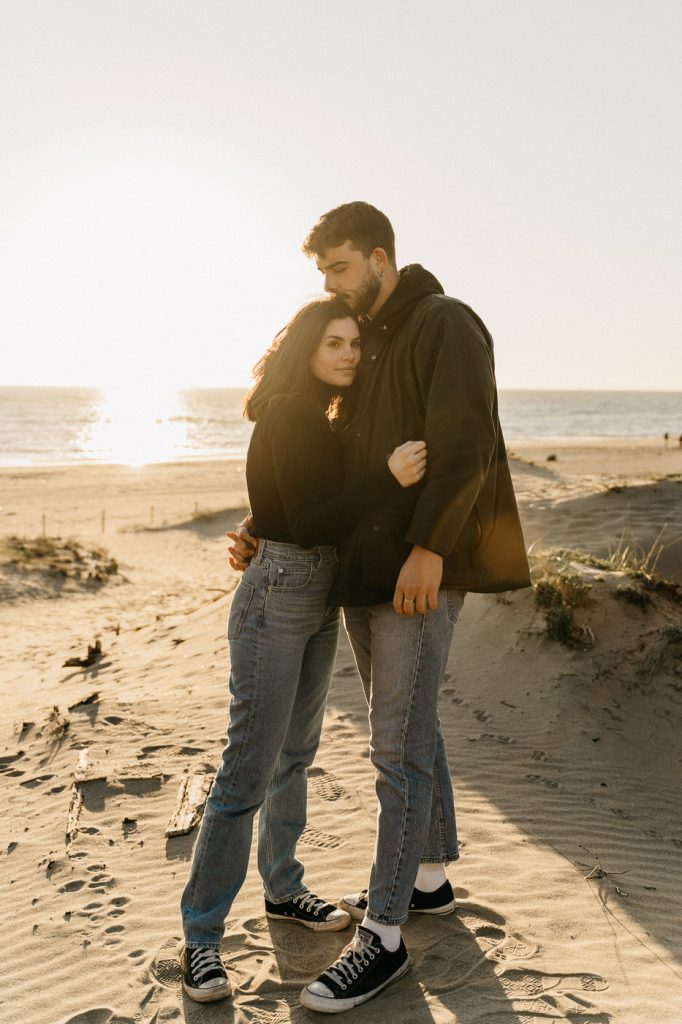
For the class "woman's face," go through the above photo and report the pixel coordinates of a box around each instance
[309,317,361,387]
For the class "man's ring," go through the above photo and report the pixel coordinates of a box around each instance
[404,598,414,605]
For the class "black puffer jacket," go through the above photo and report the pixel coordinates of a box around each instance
[333,264,531,606]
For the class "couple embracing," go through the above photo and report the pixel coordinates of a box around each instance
[179,202,530,1013]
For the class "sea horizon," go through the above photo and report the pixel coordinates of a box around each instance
[0,385,680,469]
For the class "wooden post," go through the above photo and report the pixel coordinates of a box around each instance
[101,510,106,535]
[150,505,155,527]
[41,513,46,537]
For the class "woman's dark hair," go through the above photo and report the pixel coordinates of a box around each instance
[244,297,357,423]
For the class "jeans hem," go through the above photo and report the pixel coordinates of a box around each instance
[263,884,308,905]
[420,852,459,865]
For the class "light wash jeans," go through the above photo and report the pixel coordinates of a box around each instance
[181,540,340,949]
[343,588,465,925]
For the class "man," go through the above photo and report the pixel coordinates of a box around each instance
[235,202,530,1012]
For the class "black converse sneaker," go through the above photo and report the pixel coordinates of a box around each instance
[340,879,456,921]
[181,946,231,1003]
[300,926,410,1013]
[265,890,351,931]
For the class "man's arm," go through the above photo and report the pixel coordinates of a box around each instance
[393,302,497,613]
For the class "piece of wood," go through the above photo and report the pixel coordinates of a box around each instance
[165,773,213,837]
[73,747,106,783]
[66,783,83,843]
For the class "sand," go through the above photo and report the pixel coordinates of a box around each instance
[0,441,681,1024]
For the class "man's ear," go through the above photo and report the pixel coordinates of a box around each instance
[371,247,389,273]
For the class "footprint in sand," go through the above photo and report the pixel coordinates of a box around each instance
[473,708,492,723]
[299,825,343,850]
[20,773,55,788]
[247,1005,292,1024]
[150,939,183,988]
[308,766,346,802]
[531,750,547,762]
[138,743,174,759]
[60,1011,135,1024]
[0,751,25,773]
[497,967,608,998]
[60,880,86,893]
[525,773,560,790]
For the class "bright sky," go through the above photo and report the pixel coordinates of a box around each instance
[1,0,680,391]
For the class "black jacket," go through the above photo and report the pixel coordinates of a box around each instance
[333,264,531,606]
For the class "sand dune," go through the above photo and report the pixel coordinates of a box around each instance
[0,444,681,1024]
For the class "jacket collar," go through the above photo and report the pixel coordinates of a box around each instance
[358,264,444,342]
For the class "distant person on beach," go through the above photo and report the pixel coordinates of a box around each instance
[663,432,669,447]
[232,202,530,1013]
[179,297,427,1003]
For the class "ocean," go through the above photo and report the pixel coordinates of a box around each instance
[0,387,680,467]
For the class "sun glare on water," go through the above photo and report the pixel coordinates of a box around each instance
[82,387,192,466]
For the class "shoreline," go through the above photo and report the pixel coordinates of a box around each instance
[0,434,679,474]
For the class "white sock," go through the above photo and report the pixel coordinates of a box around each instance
[415,862,447,893]
[361,916,401,952]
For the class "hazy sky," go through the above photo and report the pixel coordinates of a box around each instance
[1,0,680,390]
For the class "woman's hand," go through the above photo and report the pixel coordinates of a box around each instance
[226,514,258,571]
[387,440,427,487]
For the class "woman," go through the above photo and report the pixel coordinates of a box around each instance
[180,297,426,1002]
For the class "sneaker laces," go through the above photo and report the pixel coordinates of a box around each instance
[190,947,224,984]
[324,929,379,987]
[294,891,328,916]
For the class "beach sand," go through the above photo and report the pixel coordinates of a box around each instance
[0,441,680,1024]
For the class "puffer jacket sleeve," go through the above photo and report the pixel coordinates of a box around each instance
[404,301,498,556]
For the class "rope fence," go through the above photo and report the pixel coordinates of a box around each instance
[34,497,249,538]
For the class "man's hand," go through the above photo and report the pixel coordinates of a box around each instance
[226,513,258,572]
[393,545,443,616]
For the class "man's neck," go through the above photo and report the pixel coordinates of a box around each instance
[366,266,400,320]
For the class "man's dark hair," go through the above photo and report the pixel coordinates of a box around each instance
[302,202,396,267]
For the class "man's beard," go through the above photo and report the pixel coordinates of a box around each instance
[339,266,382,315]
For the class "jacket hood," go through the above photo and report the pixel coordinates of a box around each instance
[360,264,444,336]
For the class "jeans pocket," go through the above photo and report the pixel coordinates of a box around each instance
[228,580,255,640]
[268,563,313,592]
[446,589,466,624]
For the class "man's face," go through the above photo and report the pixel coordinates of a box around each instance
[315,242,382,315]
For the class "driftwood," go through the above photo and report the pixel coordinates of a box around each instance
[166,773,213,837]
[68,692,100,712]
[63,640,102,668]
[66,783,83,844]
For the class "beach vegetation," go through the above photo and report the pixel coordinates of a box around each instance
[614,583,651,608]
[0,535,118,583]
[532,561,594,650]
[551,538,680,603]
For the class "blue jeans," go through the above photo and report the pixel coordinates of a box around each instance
[181,540,340,949]
[343,589,465,925]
